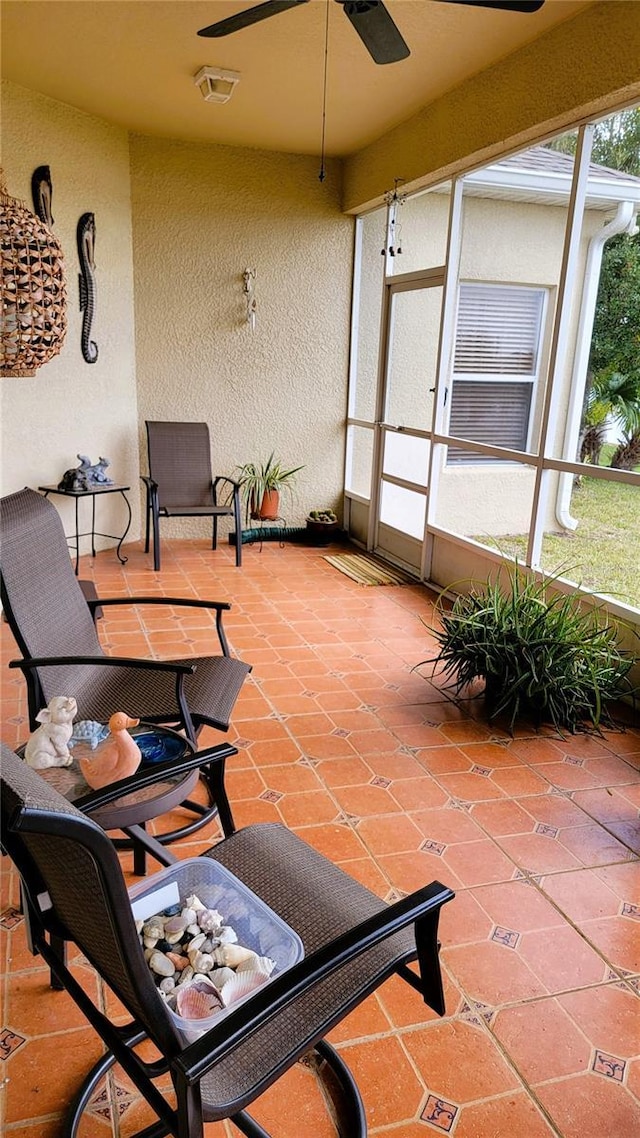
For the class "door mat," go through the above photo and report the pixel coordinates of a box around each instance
[324,552,415,586]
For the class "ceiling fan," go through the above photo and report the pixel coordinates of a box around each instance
[198,1,546,66]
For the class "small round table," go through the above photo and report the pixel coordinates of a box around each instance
[19,722,198,874]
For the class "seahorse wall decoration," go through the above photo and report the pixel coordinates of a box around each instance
[77,211,98,364]
[31,165,54,227]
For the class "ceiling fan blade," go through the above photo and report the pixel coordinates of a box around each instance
[433,1,545,12]
[198,0,310,39]
[340,1,410,65]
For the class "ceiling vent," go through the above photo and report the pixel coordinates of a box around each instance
[194,66,241,104]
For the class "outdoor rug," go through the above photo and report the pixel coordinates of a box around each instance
[324,552,414,586]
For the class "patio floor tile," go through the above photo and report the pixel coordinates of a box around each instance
[1,536,638,1137]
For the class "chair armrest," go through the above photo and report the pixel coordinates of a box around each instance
[140,475,158,491]
[9,655,196,675]
[175,880,454,1084]
[75,743,237,813]
[86,596,231,615]
[212,475,241,491]
[84,596,234,656]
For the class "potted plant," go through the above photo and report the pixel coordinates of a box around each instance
[306,508,340,546]
[235,453,304,524]
[415,564,637,735]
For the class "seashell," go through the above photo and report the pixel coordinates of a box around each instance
[144,948,155,962]
[185,894,206,912]
[200,938,214,953]
[187,932,206,952]
[181,907,197,925]
[149,951,175,977]
[186,924,200,937]
[236,955,275,976]
[217,925,238,945]
[197,908,223,933]
[176,982,223,1021]
[164,916,188,943]
[159,976,176,993]
[189,950,214,973]
[213,944,258,968]
[177,966,194,986]
[208,967,235,989]
[135,919,144,935]
[143,919,165,939]
[220,970,271,1007]
[164,904,181,917]
[143,936,159,950]
[167,951,189,971]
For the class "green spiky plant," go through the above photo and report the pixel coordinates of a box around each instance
[417,566,636,735]
[235,453,304,525]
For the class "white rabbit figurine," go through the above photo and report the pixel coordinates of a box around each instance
[24,696,78,769]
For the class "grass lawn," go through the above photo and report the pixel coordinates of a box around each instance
[478,454,640,609]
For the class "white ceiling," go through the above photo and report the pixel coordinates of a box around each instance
[1,0,592,157]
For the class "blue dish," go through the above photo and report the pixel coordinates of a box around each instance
[135,730,186,765]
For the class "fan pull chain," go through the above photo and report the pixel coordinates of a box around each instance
[318,0,330,182]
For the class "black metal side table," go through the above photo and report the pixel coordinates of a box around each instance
[39,483,132,575]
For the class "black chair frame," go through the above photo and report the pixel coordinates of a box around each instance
[1,744,455,1138]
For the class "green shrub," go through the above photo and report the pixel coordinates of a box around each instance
[417,567,637,734]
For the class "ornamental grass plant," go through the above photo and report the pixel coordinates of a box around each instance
[418,566,637,734]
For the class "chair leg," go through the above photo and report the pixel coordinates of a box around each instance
[230,1041,366,1138]
[152,505,161,571]
[314,1040,367,1138]
[144,494,151,552]
[212,515,218,551]
[233,485,242,567]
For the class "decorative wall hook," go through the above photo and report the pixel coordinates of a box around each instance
[77,212,98,364]
[242,268,257,332]
[381,178,407,259]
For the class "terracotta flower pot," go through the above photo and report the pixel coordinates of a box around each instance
[258,490,280,520]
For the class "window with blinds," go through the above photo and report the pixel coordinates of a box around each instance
[447,283,546,463]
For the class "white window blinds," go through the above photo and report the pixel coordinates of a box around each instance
[448,283,546,464]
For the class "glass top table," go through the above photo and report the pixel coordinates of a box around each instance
[19,723,199,869]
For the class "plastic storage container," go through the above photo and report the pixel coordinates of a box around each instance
[128,857,303,1043]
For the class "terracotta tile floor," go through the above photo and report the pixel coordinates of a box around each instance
[1,537,639,1138]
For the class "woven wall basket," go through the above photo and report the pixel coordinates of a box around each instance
[1,173,67,378]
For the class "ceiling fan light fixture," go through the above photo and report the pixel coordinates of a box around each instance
[193,66,241,104]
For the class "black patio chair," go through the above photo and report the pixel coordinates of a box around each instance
[0,486,251,849]
[1,743,454,1138]
[143,420,242,570]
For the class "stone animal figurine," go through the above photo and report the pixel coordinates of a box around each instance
[58,455,91,491]
[58,454,113,491]
[86,456,113,485]
[24,696,78,769]
[79,711,141,790]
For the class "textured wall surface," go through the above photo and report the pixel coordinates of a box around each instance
[1,82,140,544]
[343,2,640,212]
[130,136,354,534]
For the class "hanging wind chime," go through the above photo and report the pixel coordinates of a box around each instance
[382,178,407,259]
[0,169,67,377]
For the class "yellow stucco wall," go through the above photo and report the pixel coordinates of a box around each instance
[343,1,640,212]
[0,81,140,545]
[129,135,354,534]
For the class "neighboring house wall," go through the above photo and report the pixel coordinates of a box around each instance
[129,135,353,532]
[0,81,140,545]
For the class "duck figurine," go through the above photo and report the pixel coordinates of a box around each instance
[79,711,141,790]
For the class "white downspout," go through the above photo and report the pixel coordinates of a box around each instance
[556,200,638,530]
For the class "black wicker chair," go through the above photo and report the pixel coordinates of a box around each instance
[1,743,454,1138]
[143,420,242,571]
[0,487,251,850]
